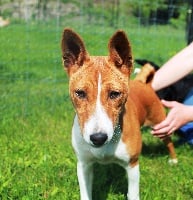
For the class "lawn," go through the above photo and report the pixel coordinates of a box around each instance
[0,18,192,200]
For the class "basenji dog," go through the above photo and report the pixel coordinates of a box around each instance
[61,28,177,200]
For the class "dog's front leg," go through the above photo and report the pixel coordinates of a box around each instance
[126,164,140,200]
[77,161,93,200]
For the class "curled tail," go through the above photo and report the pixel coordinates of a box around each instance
[134,63,155,84]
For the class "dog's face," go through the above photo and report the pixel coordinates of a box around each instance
[61,29,133,147]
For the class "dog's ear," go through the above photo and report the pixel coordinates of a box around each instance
[61,28,89,75]
[108,30,133,76]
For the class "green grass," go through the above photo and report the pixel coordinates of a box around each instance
[0,18,192,200]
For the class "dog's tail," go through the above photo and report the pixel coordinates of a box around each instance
[135,59,160,70]
[134,63,155,84]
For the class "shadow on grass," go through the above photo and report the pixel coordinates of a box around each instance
[141,141,170,159]
[92,163,127,200]
[141,126,179,159]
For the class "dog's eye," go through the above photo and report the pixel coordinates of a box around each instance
[75,90,87,99]
[109,91,121,99]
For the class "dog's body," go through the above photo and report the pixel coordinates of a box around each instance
[61,29,177,200]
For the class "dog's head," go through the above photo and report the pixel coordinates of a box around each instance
[61,28,133,147]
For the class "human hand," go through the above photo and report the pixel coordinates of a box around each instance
[151,100,193,139]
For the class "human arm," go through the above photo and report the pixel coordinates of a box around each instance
[152,42,193,91]
[151,100,193,138]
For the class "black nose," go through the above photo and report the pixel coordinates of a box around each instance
[90,133,108,147]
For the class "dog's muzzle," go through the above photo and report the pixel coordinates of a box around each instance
[90,132,108,147]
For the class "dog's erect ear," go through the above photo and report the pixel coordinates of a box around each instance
[108,30,133,76]
[61,28,89,75]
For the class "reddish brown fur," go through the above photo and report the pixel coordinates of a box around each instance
[68,56,129,132]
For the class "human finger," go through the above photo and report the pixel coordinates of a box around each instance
[161,100,177,109]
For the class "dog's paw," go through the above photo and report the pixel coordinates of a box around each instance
[168,158,178,165]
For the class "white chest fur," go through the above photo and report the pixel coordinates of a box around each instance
[72,115,130,168]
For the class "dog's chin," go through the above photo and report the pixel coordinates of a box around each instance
[90,144,104,148]
[90,141,108,148]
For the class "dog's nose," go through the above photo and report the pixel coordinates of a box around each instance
[90,133,108,147]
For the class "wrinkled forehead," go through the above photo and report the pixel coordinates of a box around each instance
[69,56,128,88]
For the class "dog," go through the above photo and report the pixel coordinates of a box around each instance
[61,29,177,200]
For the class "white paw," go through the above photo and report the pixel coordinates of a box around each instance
[168,158,178,164]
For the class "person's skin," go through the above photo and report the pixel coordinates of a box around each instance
[151,100,193,138]
[152,42,193,91]
[151,42,193,138]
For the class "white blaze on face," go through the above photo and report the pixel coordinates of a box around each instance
[83,73,114,145]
